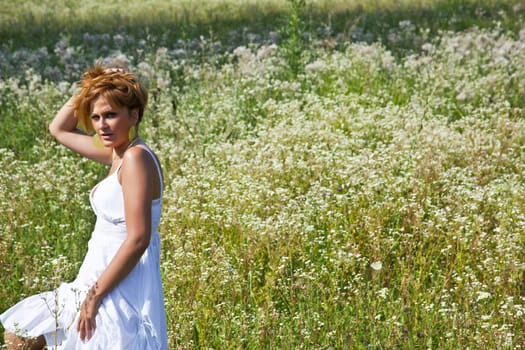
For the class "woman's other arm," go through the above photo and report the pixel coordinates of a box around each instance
[77,147,155,341]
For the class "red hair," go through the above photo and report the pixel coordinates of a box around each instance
[73,65,148,133]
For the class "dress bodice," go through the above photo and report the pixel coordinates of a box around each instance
[89,145,163,233]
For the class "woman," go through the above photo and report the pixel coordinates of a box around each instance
[1,65,168,349]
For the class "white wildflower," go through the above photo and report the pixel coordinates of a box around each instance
[456,89,474,101]
[305,60,326,72]
[233,46,253,61]
[377,287,388,299]
[519,26,525,42]
[422,43,435,53]
[256,44,277,59]
[371,261,383,271]
[477,291,492,301]
[399,20,413,30]
[137,61,154,84]
[57,81,72,94]
[381,53,395,71]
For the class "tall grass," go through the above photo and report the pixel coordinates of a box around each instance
[0,0,523,52]
[1,0,525,348]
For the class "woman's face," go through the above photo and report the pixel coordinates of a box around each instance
[90,95,137,153]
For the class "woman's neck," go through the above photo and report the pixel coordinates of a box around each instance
[113,136,141,161]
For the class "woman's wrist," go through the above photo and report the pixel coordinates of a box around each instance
[89,282,105,300]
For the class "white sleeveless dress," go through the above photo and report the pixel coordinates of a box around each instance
[1,145,168,349]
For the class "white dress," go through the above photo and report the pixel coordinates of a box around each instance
[1,145,168,349]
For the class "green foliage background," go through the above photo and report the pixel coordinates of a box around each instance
[0,0,524,348]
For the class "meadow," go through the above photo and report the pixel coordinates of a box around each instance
[1,0,525,348]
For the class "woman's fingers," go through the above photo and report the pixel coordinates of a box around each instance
[77,316,86,340]
[77,299,98,341]
[78,315,97,340]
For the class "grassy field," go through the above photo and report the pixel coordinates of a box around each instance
[1,0,525,348]
[1,0,523,52]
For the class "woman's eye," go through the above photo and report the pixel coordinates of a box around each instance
[91,115,100,121]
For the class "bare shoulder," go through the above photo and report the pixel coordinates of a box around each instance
[119,145,162,198]
[122,145,156,172]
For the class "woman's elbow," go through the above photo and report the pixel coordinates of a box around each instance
[48,122,58,137]
[131,233,151,253]
[48,120,63,139]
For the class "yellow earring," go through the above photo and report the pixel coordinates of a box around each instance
[128,125,137,141]
[92,134,104,149]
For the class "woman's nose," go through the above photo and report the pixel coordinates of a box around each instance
[97,117,108,128]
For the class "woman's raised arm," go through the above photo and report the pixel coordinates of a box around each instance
[49,97,112,165]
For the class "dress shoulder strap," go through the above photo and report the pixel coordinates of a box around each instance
[136,144,164,195]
